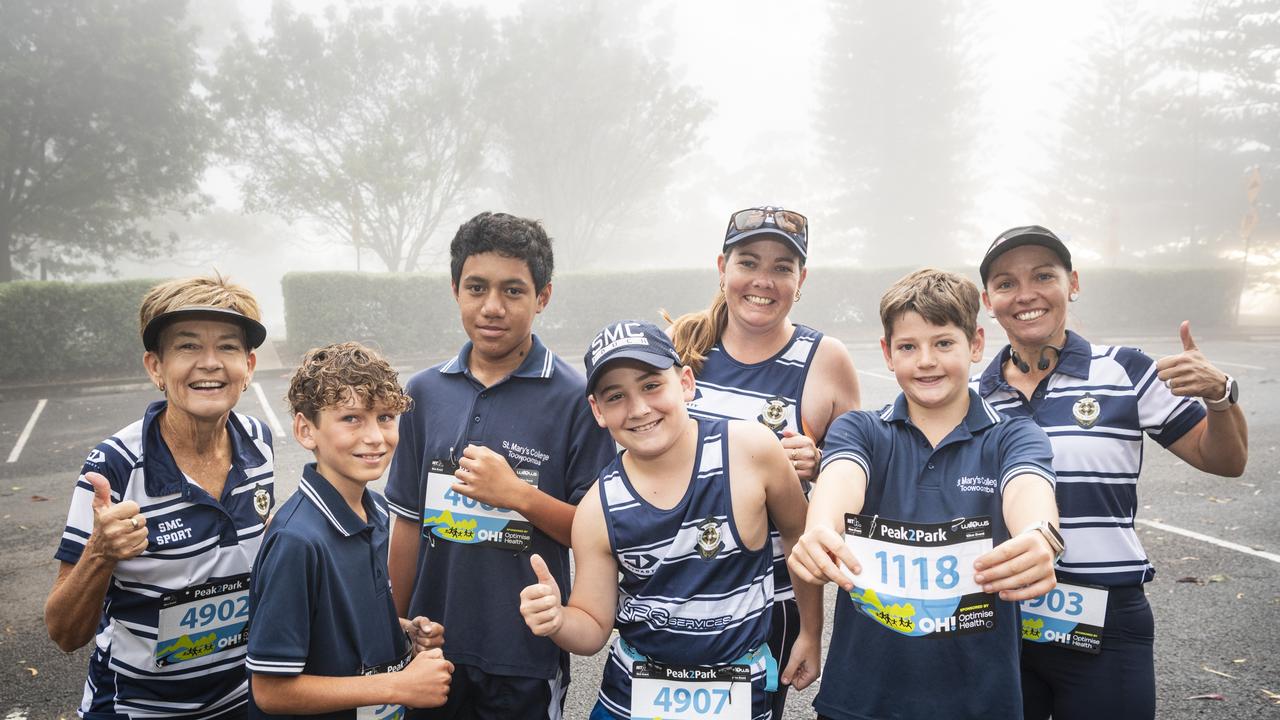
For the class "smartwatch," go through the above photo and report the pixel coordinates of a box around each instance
[1205,375,1239,412]
[1019,521,1065,564]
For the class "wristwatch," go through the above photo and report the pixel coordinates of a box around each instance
[1019,521,1065,564]
[1205,374,1239,412]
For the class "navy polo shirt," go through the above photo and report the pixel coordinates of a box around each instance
[976,330,1205,586]
[385,334,617,680]
[247,464,409,720]
[814,390,1056,720]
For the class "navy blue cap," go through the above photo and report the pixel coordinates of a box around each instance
[723,206,809,261]
[142,305,268,352]
[979,225,1072,285]
[584,320,681,394]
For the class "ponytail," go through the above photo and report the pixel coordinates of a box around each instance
[661,289,729,375]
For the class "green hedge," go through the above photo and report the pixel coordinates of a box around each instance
[0,279,159,384]
[281,266,1246,363]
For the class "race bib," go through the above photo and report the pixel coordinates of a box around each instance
[630,661,751,720]
[155,574,250,667]
[355,650,412,720]
[1021,580,1107,654]
[843,514,996,637]
[421,459,536,551]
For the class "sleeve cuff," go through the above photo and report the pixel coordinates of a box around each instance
[246,656,307,675]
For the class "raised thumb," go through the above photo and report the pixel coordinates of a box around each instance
[529,553,555,586]
[780,429,798,438]
[87,472,113,510]
[1180,320,1197,352]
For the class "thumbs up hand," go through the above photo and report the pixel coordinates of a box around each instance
[518,553,564,637]
[1155,321,1229,400]
[86,472,148,562]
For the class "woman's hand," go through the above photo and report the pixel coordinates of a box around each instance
[86,472,148,562]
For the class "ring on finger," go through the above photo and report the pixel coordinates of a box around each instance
[129,516,139,530]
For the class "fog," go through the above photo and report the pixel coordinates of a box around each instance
[3,0,1277,333]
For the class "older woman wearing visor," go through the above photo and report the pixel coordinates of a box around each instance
[974,226,1248,720]
[665,205,861,715]
[44,274,275,719]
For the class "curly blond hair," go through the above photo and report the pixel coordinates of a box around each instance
[287,342,411,421]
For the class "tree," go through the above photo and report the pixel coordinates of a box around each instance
[494,1,710,268]
[213,3,501,272]
[0,0,212,282]
[816,0,982,266]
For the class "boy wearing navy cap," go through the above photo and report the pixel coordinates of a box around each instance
[247,343,454,719]
[789,269,1062,720]
[386,213,617,720]
[518,320,822,720]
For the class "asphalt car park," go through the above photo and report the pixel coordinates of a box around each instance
[1,334,1276,718]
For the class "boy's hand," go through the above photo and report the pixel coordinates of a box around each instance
[974,531,1057,601]
[395,647,453,708]
[780,629,821,690]
[453,445,532,511]
[780,430,820,482]
[518,554,563,637]
[87,472,148,562]
[788,525,860,592]
[399,616,444,654]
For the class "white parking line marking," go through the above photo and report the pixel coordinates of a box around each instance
[1213,360,1265,371]
[1136,519,1280,564]
[6,399,47,463]
[859,370,897,382]
[5,708,28,720]
[251,382,285,439]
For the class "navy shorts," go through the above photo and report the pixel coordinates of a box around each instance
[408,661,567,720]
[1021,585,1155,720]
[767,597,801,716]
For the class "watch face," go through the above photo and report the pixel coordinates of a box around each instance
[1228,378,1239,404]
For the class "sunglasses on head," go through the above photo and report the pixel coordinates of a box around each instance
[726,207,808,241]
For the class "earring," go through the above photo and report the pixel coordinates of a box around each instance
[157,384,166,392]
[242,383,249,392]
[1069,292,1079,302]
[794,290,802,302]
[987,310,996,318]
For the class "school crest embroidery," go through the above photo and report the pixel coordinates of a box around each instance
[758,397,788,432]
[1073,393,1100,429]
[696,518,723,560]
[253,488,271,521]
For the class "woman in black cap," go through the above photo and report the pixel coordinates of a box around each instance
[666,205,861,714]
[974,226,1248,720]
[44,273,275,719]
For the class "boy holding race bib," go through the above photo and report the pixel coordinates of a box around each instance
[246,343,454,719]
[519,320,822,720]
[788,269,1062,720]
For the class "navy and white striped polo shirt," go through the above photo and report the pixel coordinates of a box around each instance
[247,464,410,720]
[597,418,774,720]
[975,330,1205,586]
[686,323,823,604]
[56,400,274,719]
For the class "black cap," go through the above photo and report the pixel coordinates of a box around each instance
[979,225,1072,285]
[583,320,681,394]
[142,305,268,352]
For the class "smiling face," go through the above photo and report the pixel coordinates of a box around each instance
[295,394,400,490]
[982,244,1079,349]
[144,319,254,424]
[717,238,806,332]
[881,311,984,414]
[588,361,696,459]
[453,251,551,370]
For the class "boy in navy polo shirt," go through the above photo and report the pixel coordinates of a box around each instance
[789,269,1063,720]
[247,343,454,719]
[386,213,617,720]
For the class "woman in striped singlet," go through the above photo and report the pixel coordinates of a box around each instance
[665,205,861,716]
[975,226,1248,720]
